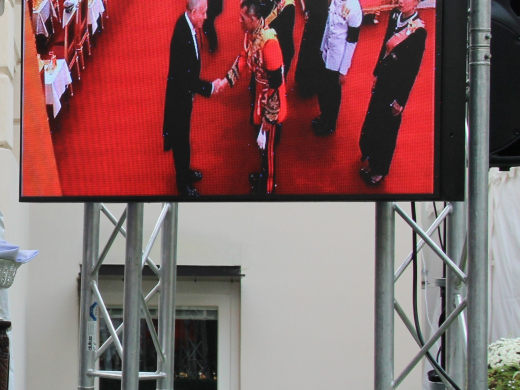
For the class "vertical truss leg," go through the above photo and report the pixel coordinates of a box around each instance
[375,202,395,390]
[468,0,491,385]
[446,202,466,388]
[157,203,178,390]
[122,203,144,390]
[79,203,101,390]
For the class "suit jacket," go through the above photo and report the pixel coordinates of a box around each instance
[163,13,213,151]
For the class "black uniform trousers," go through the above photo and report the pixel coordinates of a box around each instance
[317,67,342,130]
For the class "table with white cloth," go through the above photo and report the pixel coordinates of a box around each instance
[32,0,56,37]
[45,59,72,117]
[62,1,78,28]
[88,0,105,33]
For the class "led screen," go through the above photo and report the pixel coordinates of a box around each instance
[20,0,466,201]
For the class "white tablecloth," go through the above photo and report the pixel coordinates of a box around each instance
[32,0,55,37]
[88,0,105,33]
[62,0,78,28]
[45,59,72,117]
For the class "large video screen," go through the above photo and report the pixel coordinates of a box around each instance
[20,0,466,202]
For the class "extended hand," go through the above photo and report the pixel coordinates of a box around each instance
[212,78,228,94]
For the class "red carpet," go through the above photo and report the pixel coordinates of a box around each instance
[23,1,436,199]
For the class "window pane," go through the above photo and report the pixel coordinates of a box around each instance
[99,308,218,390]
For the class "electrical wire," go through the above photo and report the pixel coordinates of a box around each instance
[411,202,461,390]
[421,250,441,351]
[432,202,446,252]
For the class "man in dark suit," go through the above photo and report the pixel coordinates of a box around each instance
[163,0,223,197]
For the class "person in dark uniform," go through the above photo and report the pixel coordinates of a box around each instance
[162,0,223,197]
[267,0,296,79]
[203,0,223,52]
[294,0,329,97]
[358,0,427,186]
[312,0,362,136]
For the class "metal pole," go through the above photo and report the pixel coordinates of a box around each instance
[121,203,144,390]
[468,0,491,386]
[157,203,178,390]
[375,202,395,390]
[446,202,467,388]
[78,203,101,390]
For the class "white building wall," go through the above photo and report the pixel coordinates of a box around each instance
[0,1,30,389]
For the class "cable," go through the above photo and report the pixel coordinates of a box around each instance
[411,202,461,390]
[421,251,441,351]
[432,202,446,252]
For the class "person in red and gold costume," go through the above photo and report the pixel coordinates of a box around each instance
[217,0,287,196]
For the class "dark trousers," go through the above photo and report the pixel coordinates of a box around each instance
[171,116,192,191]
[255,123,282,195]
[317,67,342,130]
[203,0,223,51]
[359,89,403,176]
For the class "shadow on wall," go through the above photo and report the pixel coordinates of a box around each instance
[0,0,3,16]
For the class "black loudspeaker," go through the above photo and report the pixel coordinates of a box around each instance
[489,0,520,168]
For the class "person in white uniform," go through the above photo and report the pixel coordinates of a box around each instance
[312,0,362,135]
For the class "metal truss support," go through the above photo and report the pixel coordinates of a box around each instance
[467,0,491,387]
[157,203,178,390]
[375,202,395,390]
[374,0,491,384]
[446,202,467,389]
[374,201,472,390]
[121,203,144,390]
[78,203,101,390]
[78,203,179,390]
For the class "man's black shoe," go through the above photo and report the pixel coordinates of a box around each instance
[312,116,335,136]
[188,170,203,183]
[249,172,260,185]
[178,184,199,197]
[313,125,335,136]
[311,116,324,131]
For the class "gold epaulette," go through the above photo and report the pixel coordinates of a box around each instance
[262,28,278,42]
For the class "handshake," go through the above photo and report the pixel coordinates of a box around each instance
[212,78,229,95]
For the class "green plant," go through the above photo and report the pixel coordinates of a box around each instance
[488,337,520,390]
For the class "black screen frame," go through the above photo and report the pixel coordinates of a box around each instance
[19,0,467,203]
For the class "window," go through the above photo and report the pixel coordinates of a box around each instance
[96,269,241,390]
[99,307,219,390]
